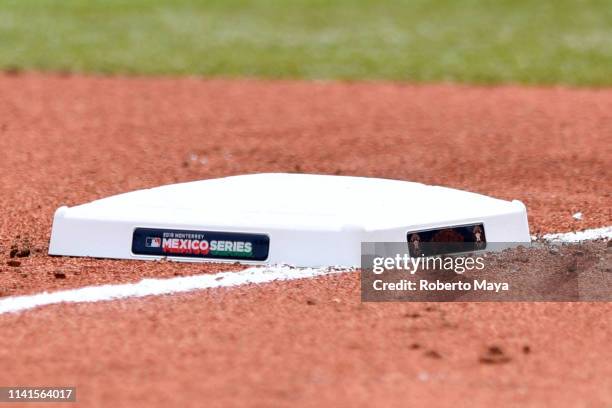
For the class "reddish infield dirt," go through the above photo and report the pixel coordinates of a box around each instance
[1,276,611,407]
[0,73,611,407]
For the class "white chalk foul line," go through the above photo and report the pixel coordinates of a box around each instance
[0,226,609,316]
[0,266,348,315]
[540,226,612,243]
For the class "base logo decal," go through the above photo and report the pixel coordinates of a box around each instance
[132,228,269,261]
[407,223,486,257]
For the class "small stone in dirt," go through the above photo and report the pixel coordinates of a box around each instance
[567,258,578,273]
[7,260,21,267]
[548,246,560,255]
[424,350,442,359]
[9,248,18,258]
[572,212,583,220]
[54,271,67,279]
[306,298,317,305]
[16,248,31,258]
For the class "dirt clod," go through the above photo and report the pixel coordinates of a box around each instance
[16,249,31,258]
[54,271,67,279]
[515,254,530,263]
[479,356,511,364]
[7,260,21,267]
[479,346,511,364]
[424,350,442,359]
[488,346,504,355]
[409,343,421,350]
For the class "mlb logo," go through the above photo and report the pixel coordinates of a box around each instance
[145,237,161,248]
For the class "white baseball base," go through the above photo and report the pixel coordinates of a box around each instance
[49,173,530,267]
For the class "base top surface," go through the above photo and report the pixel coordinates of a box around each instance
[61,173,523,230]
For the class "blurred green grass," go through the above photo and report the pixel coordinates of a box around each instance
[1,0,611,85]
